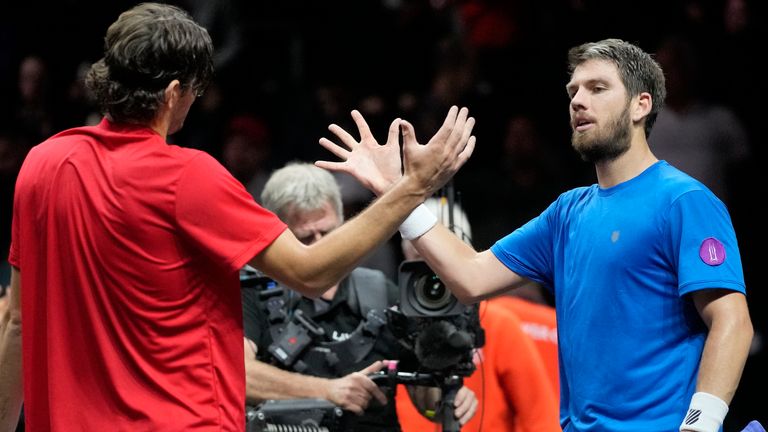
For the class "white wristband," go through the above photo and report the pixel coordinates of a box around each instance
[399,204,437,240]
[679,392,729,432]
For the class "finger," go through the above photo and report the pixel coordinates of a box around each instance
[444,107,470,150]
[457,117,476,151]
[453,107,469,131]
[357,375,388,406]
[314,160,351,175]
[453,135,476,169]
[400,120,418,148]
[368,382,388,406]
[345,400,363,415]
[429,105,460,145]
[358,360,385,376]
[440,105,459,129]
[458,398,477,425]
[450,117,475,160]
[386,118,401,146]
[328,123,360,150]
[350,110,373,141]
[318,137,351,160]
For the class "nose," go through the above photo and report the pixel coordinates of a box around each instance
[570,87,587,112]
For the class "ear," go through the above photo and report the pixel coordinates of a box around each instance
[163,79,183,109]
[631,92,652,122]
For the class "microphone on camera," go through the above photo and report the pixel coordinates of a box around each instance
[414,320,474,371]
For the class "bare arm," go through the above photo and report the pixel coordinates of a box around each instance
[690,290,752,403]
[251,107,475,297]
[410,223,529,304]
[0,267,23,432]
[243,339,387,414]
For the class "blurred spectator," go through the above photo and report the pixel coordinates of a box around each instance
[62,61,101,128]
[0,126,30,286]
[221,114,273,201]
[14,55,55,144]
[174,0,244,73]
[649,35,750,203]
[464,113,568,248]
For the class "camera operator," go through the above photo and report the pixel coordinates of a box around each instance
[396,197,561,432]
[241,163,477,431]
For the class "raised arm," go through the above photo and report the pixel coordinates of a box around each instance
[316,106,476,197]
[243,339,387,414]
[410,223,529,304]
[251,107,475,297]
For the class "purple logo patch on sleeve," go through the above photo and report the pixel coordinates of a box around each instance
[699,237,726,266]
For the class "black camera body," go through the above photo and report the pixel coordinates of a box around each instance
[398,260,466,318]
[390,260,484,373]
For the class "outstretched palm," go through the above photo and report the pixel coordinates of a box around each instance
[316,110,403,196]
[317,106,476,200]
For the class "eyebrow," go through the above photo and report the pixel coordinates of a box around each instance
[566,77,610,95]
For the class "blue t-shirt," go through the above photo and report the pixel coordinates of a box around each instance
[491,161,745,432]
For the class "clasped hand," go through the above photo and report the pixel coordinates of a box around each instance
[315,106,476,198]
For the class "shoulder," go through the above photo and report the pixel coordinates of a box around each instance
[346,267,398,307]
[554,185,597,208]
[654,161,721,206]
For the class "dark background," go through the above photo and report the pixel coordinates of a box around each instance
[1,1,765,430]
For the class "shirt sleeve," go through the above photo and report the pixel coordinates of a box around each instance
[666,189,745,296]
[490,200,558,290]
[175,153,287,272]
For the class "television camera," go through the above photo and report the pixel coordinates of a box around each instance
[244,184,484,432]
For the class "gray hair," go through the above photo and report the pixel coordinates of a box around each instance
[567,38,666,137]
[260,162,344,221]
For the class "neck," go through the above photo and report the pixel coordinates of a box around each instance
[148,114,171,140]
[594,131,658,188]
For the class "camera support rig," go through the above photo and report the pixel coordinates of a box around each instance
[369,362,467,432]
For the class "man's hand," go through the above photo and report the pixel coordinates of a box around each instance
[316,112,402,196]
[399,106,475,199]
[316,106,475,199]
[323,361,388,415]
[453,385,478,425]
[407,384,478,425]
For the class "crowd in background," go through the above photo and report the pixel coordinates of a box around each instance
[1,0,765,429]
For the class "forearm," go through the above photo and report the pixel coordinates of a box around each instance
[252,177,426,297]
[695,311,753,403]
[245,357,329,404]
[412,224,526,304]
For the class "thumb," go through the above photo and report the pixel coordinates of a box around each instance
[387,118,401,146]
[400,120,418,148]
